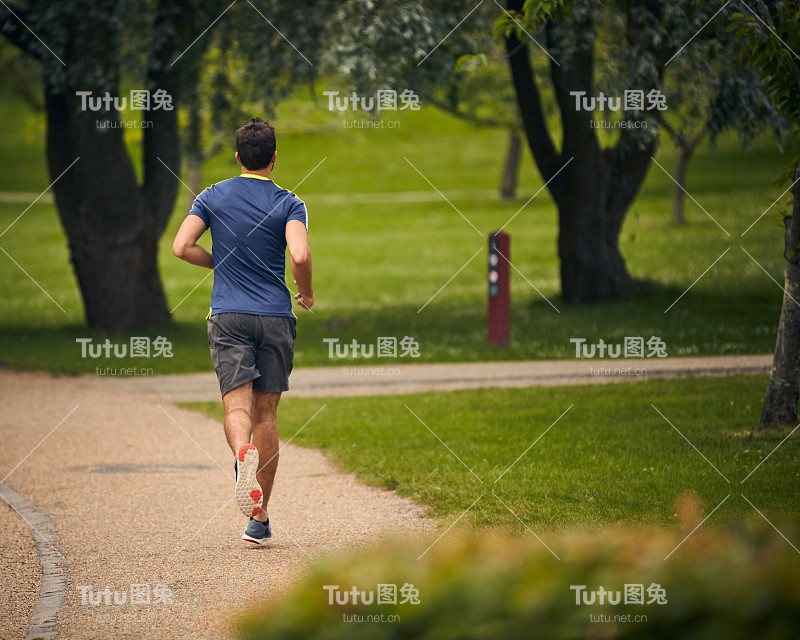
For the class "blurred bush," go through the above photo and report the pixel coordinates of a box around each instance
[238,522,800,639]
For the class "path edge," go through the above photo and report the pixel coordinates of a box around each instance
[0,481,65,640]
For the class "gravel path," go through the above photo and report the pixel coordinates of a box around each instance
[113,354,773,402]
[0,494,40,640]
[0,369,432,639]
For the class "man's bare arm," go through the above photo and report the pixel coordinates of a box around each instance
[286,219,313,310]
[173,215,213,269]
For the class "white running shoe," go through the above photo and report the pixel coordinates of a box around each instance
[235,444,263,518]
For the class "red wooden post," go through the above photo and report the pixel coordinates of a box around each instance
[488,231,510,347]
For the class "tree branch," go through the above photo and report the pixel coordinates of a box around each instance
[545,13,599,161]
[654,112,679,142]
[142,0,191,236]
[504,0,561,189]
[0,3,44,60]
[604,0,672,218]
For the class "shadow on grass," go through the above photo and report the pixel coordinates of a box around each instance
[0,282,780,373]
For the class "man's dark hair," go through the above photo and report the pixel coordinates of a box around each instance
[235,118,276,170]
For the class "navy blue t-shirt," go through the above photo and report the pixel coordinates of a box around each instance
[188,174,308,318]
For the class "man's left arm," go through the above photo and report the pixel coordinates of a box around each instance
[173,214,213,268]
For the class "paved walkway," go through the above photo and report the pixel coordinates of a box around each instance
[0,355,772,639]
[113,354,773,402]
[0,369,431,640]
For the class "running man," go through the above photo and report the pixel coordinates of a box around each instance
[172,117,313,545]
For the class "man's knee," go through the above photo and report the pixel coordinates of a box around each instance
[226,406,252,422]
[223,381,253,413]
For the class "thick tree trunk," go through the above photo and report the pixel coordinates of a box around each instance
[46,89,171,331]
[556,159,638,301]
[500,127,522,200]
[760,163,800,430]
[558,219,637,301]
[37,0,185,331]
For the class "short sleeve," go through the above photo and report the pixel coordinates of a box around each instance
[287,196,308,230]
[188,188,211,228]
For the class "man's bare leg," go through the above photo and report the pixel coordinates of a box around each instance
[251,391,281,522]
[225,381,268,518]
[222,382,254,455]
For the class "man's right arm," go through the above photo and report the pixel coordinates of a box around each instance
[286,219,313,310]
[173,214,213,269]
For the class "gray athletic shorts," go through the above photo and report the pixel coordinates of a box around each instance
[207,313,296,397]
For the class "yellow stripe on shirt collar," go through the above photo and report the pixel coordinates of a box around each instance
[240,173,273,181]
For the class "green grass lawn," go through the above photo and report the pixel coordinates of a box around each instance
[185,375,800,532]
[0,92,793,372]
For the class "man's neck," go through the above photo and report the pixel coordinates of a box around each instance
[241,167,272,179]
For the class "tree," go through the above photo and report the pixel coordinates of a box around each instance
[0,0,335,331]
[498,0,780,302]
[1,0,473,330]
[733,0,800,430]
[652,12,787,224]
[0,0,210,330]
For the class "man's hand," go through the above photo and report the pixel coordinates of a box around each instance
[293,279,314,310]
[294,290,314,310]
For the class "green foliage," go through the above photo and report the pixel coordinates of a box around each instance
[493,0,573,41]
[523,0,574,21]
[730,0,800,195]
[313,0,481,96]
[732,0,800,130]
[490,0,787,153]
[594,1,788,148]
[444,52,518,127]
[238,525,800,639]
[6,0,229,90]
[455,53,488,75]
